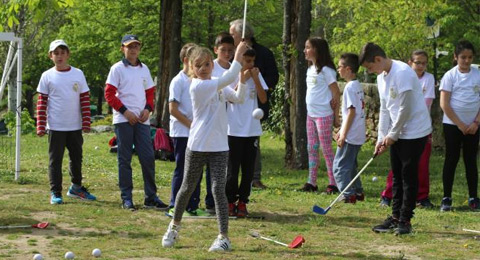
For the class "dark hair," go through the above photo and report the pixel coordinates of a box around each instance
[307,37,335,73]
[359,42,386,64]
[339,53,360,73]
[179,43,197,61]
[410,49,428,61]
[455,40,475,56]
[214,32,234,47]
[243,48,256,58]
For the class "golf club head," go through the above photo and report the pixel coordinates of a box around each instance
[312,205,330,215]
[250,231,260,238]
[32,222,49,229]
[288,235,306,248]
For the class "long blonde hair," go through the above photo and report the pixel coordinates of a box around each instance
[188,47,214,78]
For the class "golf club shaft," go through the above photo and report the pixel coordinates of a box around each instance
[242,0,247,39]
[0,225,30,229]
[327,156,375,209]
[463,228,480,234]
[259,236,288,247]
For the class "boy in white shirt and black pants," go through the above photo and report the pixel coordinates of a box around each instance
[360,43,432,235]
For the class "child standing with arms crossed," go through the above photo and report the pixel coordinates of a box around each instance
[333,53,366,204]
[360,43,431,235]
[162,41,248,252]
[36,39,96,204]
[302,37,340,193]
[439,40,480,212]
[105,35,168,211]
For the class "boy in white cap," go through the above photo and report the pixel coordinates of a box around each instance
[36,39,96,204]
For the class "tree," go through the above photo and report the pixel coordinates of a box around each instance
[282,0,311,169]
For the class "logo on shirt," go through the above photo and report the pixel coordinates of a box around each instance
[143,78,147,89]
[73,83,79,92]
[249,89,256,99]
[389,87,397,99]
[474,85,480,94]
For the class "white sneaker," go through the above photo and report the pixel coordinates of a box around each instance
[162,222,180,248]
[208,234,231,252]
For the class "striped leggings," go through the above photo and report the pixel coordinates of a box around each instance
[306,115,336,186]
[173,148,229,235]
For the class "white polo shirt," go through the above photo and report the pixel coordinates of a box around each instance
[168,70,192,137]
[106,61,155,125]
[341,80,366,145]
[439,65,480,125]
[306,66,337,117]
[37,66,89,131]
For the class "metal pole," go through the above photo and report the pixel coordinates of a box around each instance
[433,39,438,85]
[15,38,22,180]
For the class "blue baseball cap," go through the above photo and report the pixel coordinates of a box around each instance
[121,34,141,46]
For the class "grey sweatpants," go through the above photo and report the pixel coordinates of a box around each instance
[173,148,229,234]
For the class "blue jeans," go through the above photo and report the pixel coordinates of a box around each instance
[333,143,363,197]
[115,122,157,201]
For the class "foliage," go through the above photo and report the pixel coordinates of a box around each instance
[263,75,285,135]
[2,108,35,134]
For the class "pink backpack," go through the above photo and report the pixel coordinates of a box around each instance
[154,128,173,153]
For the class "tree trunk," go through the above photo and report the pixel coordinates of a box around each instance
[155,0,182,129]
[282,0,311,169]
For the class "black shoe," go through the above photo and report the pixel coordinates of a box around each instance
[122,199,136,211]
[252,180,267,189]
[325,185,339,194]
[440,197,452,212]
[144,198,169,211]
[468,197,480,211]
[299,183,318,192]
[394,220,412,235]
[372,216,398,233]
[417,198,434,208]
[379,196,391,207]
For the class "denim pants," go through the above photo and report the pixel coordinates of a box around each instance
[333,142,363,197]
[115,122,157,201]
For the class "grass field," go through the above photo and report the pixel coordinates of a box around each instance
[0,131,479,259]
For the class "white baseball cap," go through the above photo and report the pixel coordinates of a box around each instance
[49,39,69,52]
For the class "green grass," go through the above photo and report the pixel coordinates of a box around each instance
[0,132,479,259]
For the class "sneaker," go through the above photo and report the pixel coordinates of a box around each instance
[122,199,136,211]
[67,185,96,201]
[342,194,357,204]
[394,220,412,235]
[468,197,480,211]
[417,198,434,208]
[228,203,237,216]
[356,192,365,201]
[372,216,399,233]
[236,201,248,218]
[326,185,339,194]
[186,208,210,217]
[208,234,231,252]
[252,180,267,189]
[50,192,63,204]
[168,207,175,216]
[206,205,216,215]
[379,196,391,207]
[440,197,452,212]
[162,222,180,248]
[144,198,169,211]
[299,183,318,192]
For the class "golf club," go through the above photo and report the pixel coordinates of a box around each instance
[463,228,480,234]
[313,152,378,215]
[242,0,248,39]
[0,222,49,229]
[250,231,305,248]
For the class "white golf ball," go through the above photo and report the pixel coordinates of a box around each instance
[33,254,43,260]
[252,108,264,120]
[94,146,99,150]
[92,248,101,257]
[65,251,75,259]
[372,176,378,182]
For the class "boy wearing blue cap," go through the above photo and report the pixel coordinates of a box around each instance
[105,34,168,211]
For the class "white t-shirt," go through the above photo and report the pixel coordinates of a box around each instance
[168,70,192,137]
[106,61,155,125]
[377,60,432,139]
[188,61,243,152]
[306,65,337,117]
[37,66,89,131]
[213,59,229,78]
[227,73,268,137]
[439,65,480,125]
[419,71,435,99]
[341,80,365,145]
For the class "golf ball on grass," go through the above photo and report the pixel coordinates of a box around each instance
[252,108,264,120]
[92,248,102,257]
[65,251,75,259]
[94,146,99,150]
[372,176,378,182]
[33,254,43,260]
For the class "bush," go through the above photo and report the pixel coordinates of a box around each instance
[263,75,285,135]
[2,109,35,135]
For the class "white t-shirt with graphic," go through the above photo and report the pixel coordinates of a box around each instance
[227,73,268,137]
[377,60,432,139]
[37,66,89,131]
[419,71,435,99]
[168,70,192,137]
[306,66,337,117]
[439,65,480,125]
[341,80,365,145]
[106,61,155,125]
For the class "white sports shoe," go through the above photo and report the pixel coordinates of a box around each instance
[208,234,231,252]
[162,222,180,248]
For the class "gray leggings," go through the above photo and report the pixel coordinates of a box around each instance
[173,148,229,234]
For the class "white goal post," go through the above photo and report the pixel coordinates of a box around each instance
[0,32,23,181]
